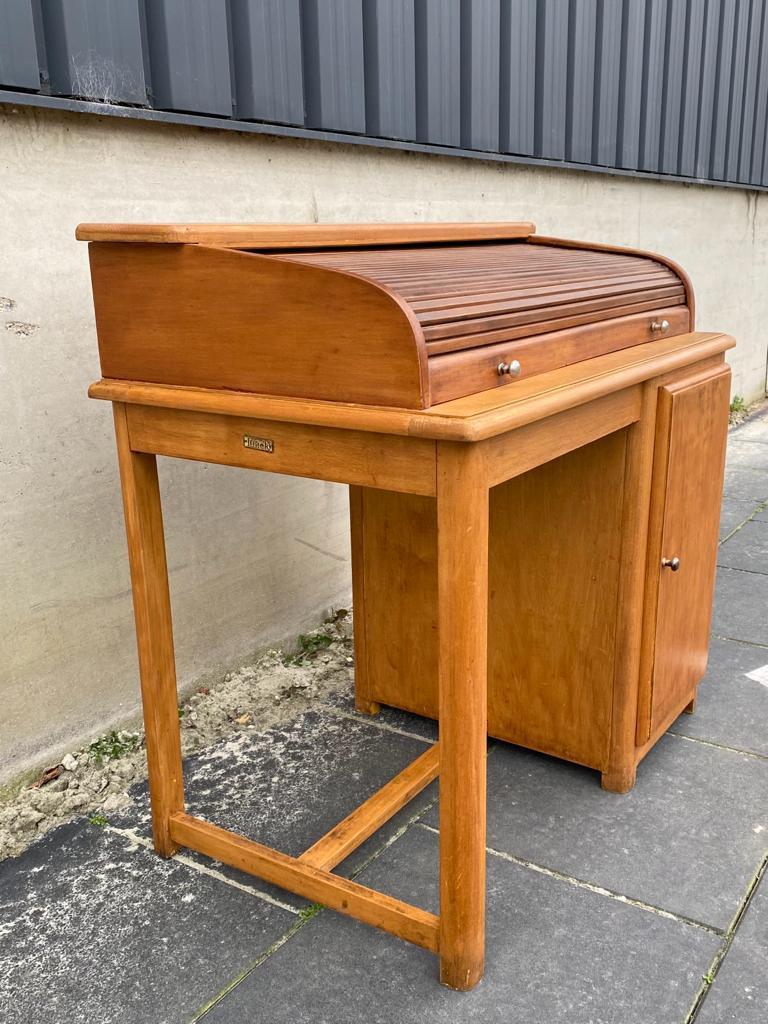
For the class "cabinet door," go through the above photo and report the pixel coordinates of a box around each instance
[638,365,731,741]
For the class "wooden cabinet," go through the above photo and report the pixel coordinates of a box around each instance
[637,366,731,742]
[352,365,731,791]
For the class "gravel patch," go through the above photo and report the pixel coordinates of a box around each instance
[0,612,354,861]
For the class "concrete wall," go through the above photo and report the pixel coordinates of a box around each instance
[1,103,766,782]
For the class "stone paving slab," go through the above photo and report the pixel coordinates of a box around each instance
[712,566,768,646]
[110,707,434,906]
[425,734,768,931]
[721,462,768,503]
[697,873,768,1024]
[668,638,768,758]
[0,819,296,1024]
[717,518,768,574]
[202,824,720,1024]
[730,410,768,445]
[719,497,765,539]
[323,686,439,741]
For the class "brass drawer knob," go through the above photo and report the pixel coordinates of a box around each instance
[497,359,522,377]
[650,318,670,333]
[661,556,681,571]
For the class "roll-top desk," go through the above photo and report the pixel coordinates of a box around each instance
[80,221,733,990]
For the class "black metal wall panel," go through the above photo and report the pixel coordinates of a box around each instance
[302,0,365,133]
[638,0,666,173]
[750,2,768,183]
[659,0,686,176]
[415,0,461,146]
[567,0,597,165]
[460,0,500,151]
[40,0,147,105]
[536,0,569,160]
[678,0,707,179]
[592,0,622,167]
[500,0,536,156]
[0,0,39,90]
[618,0,647,169]
[3,0,768,191]
[145,0,232,116]
[229,0,303,125]
[363,0,416,140]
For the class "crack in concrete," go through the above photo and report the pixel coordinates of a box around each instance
[718,498,768,545]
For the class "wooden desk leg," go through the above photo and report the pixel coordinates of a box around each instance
[437,443,489,990]
[113,403,185,856]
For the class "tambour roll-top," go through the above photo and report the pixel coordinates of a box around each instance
[77,222,693,409]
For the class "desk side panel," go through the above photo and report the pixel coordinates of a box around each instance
[87,242,427,408]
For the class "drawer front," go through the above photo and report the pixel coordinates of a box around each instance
[641,365,731,739]
[428,305,690,405]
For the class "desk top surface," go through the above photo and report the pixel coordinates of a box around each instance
[90,331,733,443]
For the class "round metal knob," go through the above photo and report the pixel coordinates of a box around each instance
[650,319,670,333]
[661,556,681,571]
[497,359,522,377]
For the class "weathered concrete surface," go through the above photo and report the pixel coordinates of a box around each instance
[1,102,767,782]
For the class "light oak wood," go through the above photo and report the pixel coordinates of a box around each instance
[126,404,437,497]
[84,225,695,408]
[85,223,734,991]
[89,330,734,442]
[436,443,488,990]
[638,365,731,740]
[352,431,627,770]
[88,242,428,409]
[300,744,439,871]
[112,404,184,854]
[349,485,379,716]
[76,221,537,246]
[169,812,440,952]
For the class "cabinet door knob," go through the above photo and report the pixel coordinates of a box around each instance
[497,359,522,376]
[661,556,681,571]
[650,318,670,333]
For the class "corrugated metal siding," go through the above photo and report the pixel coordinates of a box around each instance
[2,0,768,190]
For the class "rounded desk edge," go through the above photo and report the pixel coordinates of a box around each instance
[89,331,734,444]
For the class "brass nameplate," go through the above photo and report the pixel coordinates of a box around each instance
[243,435,274,453]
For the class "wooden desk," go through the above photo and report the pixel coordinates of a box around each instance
[82,222,732,990]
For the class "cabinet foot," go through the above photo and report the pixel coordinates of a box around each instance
[355,698,381,716]
[601,766,637,794]
[683,695,697,715]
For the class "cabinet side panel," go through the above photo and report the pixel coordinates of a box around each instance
[360,490,439,719]
[649,368,731,732]
[358,433,627,771]
[487,432,626,769]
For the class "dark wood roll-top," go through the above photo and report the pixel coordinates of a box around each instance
[77,222,693,409]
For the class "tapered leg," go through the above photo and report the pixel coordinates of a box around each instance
[437,443,489,991]
[113,403,184,856]
[683,694,697,714]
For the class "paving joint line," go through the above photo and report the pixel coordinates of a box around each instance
[417,823,723,936]
[191,913,312,1021]
[320,702,434,745]
[718,498,768,545]
[683,852,768,1023]
[711,633,768,650]
[715,563,768,578]
[105,824,300,915]
[189,790,441,1020]
[665,730,768,762]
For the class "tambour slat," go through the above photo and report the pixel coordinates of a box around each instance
[273,238,690,402]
